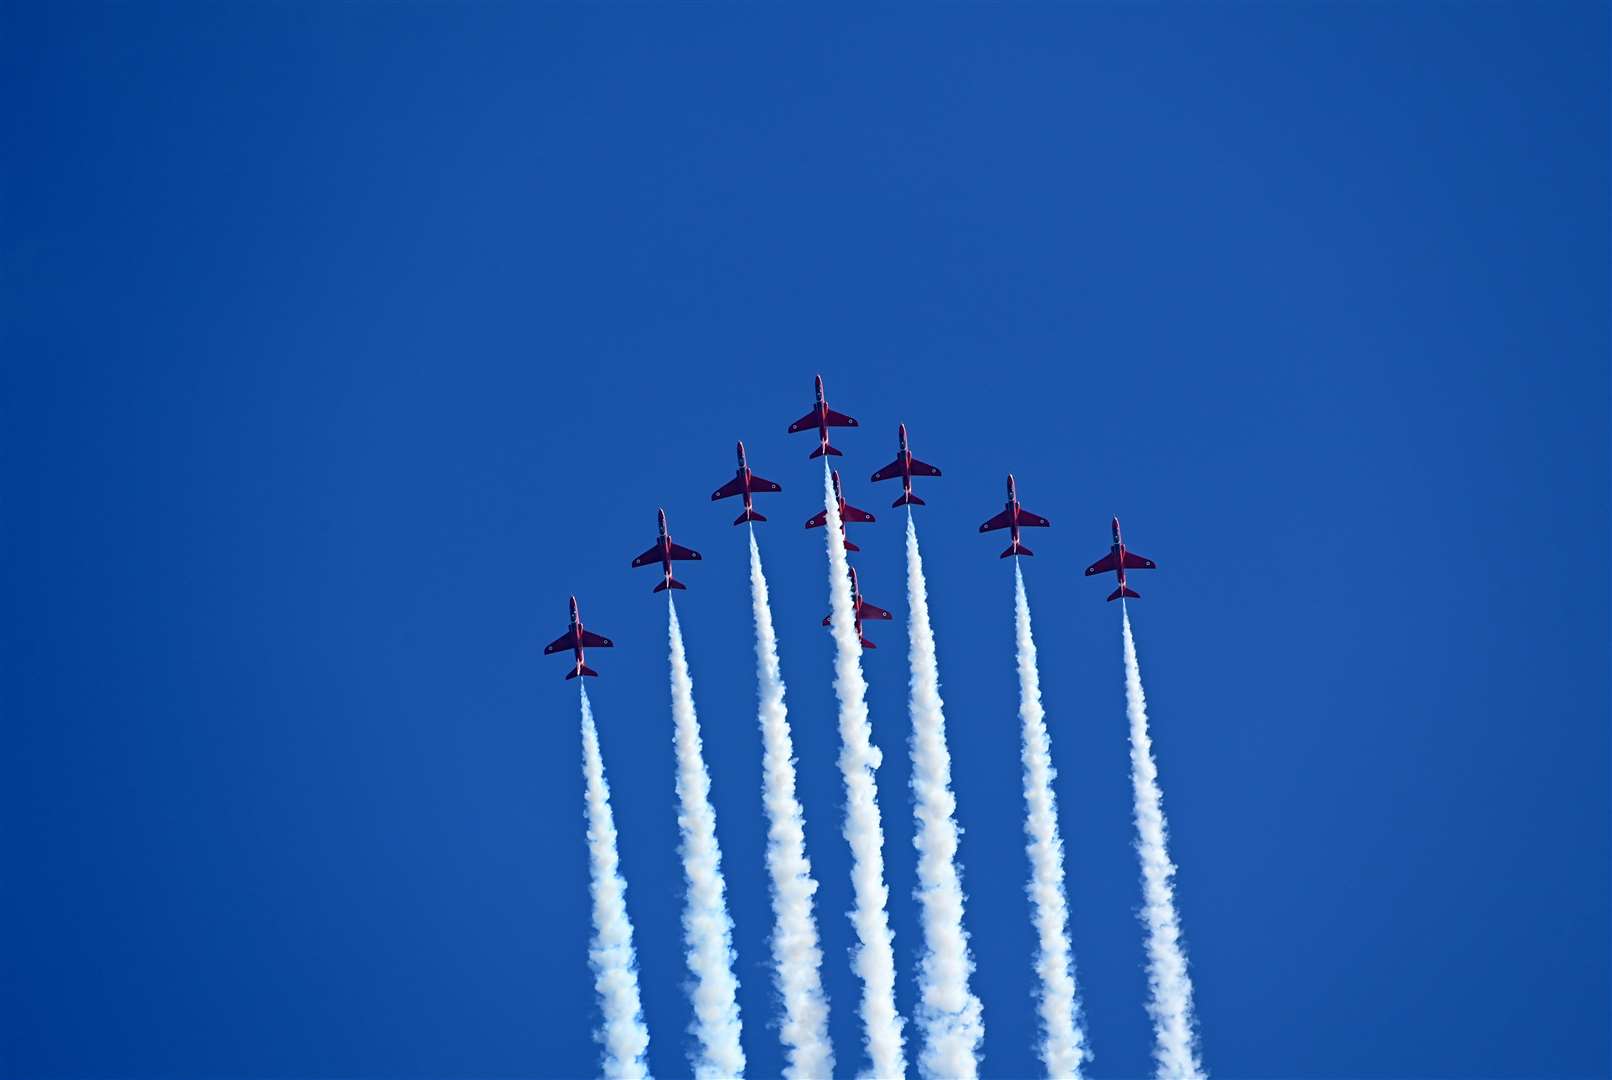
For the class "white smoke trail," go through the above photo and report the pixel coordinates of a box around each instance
[1013,563,1088,1079]
[902,510,984,1078]
[746,527,835,1079]
[821,460,907,1079]
[667,597,747,1079]
[579,684,653,1080]
[1121,606,1205,1080]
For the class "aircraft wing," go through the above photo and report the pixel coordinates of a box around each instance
[666,542,702,562]
[823,408,858,428]
[1085,552,1119,576]
[1018,509,1051,528]
[841,503,876,524]
[908,457,941,478]
[804,508,829,529]
[749,474,782,493]
[580,630,614,648]
[979,508,1015,533]
[1122,551,1157,570]
[711,476,746,501]
[787,409,819,433]
[870,458,904,482]
[858,599,894,621]
[543,629,579,654]
[631,544,662,567]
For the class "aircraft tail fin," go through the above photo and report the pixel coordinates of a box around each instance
[565,663,599,680]
[734,508,766,524]
[809,443,843,460]
[1107,586,1140,602]
[654,577,688,593]
[1001,540,1034,559]
[893,492,926,507]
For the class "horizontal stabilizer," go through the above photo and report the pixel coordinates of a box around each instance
[654,578,688,593]
[733,508,766,525]
[565,663,599,680]
[1001,540,1034,559]
[893,492,926,507]
[808,443,844,459]
[1107,586,1140,602]
[860,637,876,650]
[843,538,860,553]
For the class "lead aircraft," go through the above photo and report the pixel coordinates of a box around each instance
[786,374,858,458]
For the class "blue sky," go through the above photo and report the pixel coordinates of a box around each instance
[6,4,1608,1078]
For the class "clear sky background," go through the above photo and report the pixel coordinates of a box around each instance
[6,4,1608,1078]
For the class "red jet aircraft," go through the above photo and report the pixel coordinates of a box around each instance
[979,474,1051,557]
[630,508,702,592]
[870,423,942,507]
[805,469,876,552]
[1085,516,1156,601]
[543,596,613,679]
[822,565,893,649]
[710,441,782,524]
[787,374,858,458]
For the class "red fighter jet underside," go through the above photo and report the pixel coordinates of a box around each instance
[870,423,942,507]
[805,469,875,552]
[787,374,859,459]
[978,473,1050,557]
[1085,516,1156,601]
[543,596,614,679]
[630,508,703,592]
[822,565,893,649]
[710,440,782,525]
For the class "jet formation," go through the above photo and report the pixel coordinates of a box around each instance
[545,374,1159,675]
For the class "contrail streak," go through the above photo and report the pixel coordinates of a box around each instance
[667,597,747,1079]
[1013,563,1088,1079]
[746,527,835,1078]
[821,460,907,1079]
[1121,606,1204,1080]
[579,684,652,1080]
[903,510,984,1078]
